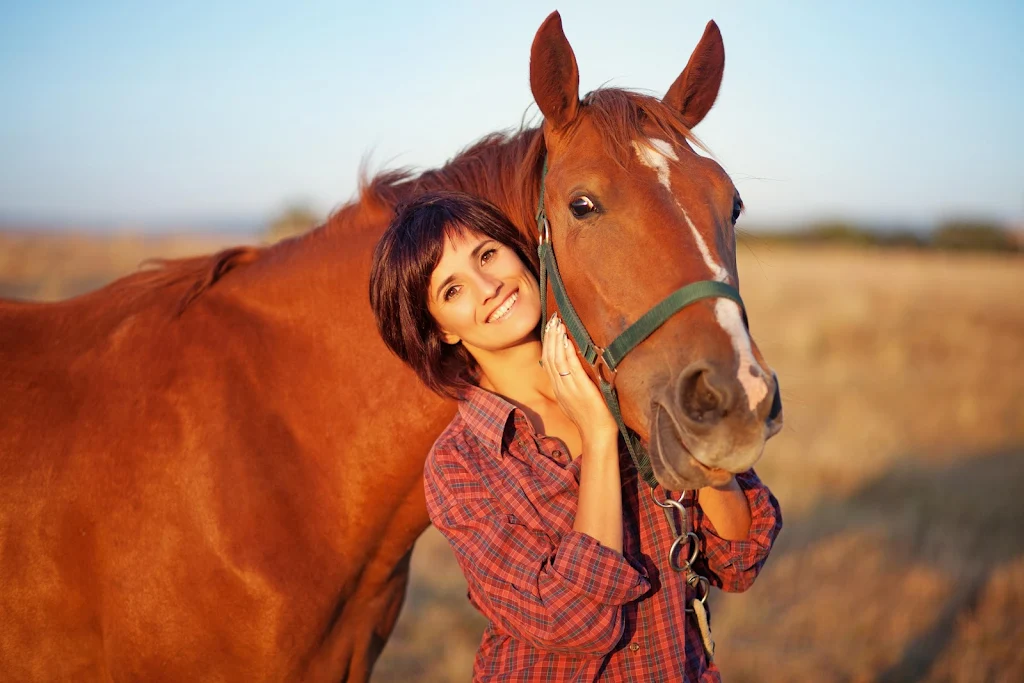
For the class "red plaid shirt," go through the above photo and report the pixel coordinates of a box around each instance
[424,384,782,682]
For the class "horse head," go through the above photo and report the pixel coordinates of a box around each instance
[530,12,783,490]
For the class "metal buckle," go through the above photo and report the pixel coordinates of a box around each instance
[541,217,550,245]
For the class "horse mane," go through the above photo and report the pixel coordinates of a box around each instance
[345,88,703,238]
[128,87,697,315]
[108,246,263,316]
[346,129,547,243]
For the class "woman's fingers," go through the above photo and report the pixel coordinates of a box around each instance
[564,331,586,373]
[542,313,559,385]
[553,322,572,379]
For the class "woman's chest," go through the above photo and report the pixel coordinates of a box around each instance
[485,432,583,539]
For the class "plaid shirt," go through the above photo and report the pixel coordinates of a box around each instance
[424,384,782,682]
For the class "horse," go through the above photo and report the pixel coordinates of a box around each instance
[0,11,782,682]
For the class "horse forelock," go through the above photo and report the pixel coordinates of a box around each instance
[571,88,709,166]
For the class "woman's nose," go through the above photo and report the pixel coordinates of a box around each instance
[476,272,502,301]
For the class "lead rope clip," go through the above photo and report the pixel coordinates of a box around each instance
[651,486,715,662]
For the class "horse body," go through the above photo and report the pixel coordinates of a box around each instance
[1,12,782,681]
[0,207,453,681]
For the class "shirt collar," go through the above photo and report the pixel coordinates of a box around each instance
[456,383,523,456]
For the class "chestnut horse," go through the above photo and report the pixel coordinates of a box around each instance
[0,12,781,682]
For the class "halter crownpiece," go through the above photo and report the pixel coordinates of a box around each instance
[535,155,747,489]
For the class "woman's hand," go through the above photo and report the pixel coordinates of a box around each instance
[542,313,619,447]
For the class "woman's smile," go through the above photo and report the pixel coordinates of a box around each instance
[485,289,519,324]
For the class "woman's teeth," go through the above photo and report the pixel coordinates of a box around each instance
[487,291,518,323]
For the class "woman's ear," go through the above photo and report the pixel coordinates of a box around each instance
[441,330,461,345]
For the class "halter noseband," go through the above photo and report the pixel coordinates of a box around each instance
[535,156,746,488]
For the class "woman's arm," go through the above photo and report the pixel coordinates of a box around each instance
[698,477,752,540]
[426,451,649,656]
[693,469,782,593]
[542,316,626,554]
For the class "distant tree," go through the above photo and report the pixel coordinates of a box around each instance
[876,230,927,249]
[932,220,1016,252]
[805,220,876,246]
[266,203,322,242]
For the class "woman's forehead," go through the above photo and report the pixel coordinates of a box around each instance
[428,229,491,289]
[439,227,493,259]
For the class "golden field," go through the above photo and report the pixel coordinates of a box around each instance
[1,232,1021,682]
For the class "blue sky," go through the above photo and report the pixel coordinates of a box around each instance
[1,0,1022,231]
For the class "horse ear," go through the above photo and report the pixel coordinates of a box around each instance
[530,11,580,131]
[664,20,725,129]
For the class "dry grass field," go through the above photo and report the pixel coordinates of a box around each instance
[2,232,1021,682]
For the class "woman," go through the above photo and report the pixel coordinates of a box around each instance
[370,191,781,682]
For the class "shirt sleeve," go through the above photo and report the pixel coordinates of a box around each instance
[693,468,782,593]
[425,444,651,656]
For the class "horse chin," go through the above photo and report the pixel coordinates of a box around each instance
[649,404,734,490]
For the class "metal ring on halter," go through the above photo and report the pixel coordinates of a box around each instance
[650,487,686,508]
[685,575,711,612]
[541,218,551,244]
[669,531,700,573]
[593,348,617,388]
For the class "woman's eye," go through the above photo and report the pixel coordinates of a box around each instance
[480,248,497,264]
[569,196,597,218]
[731,197,744,224]
[443,285,460,301]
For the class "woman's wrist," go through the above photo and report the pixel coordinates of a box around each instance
[580,424,619,453]
[581,421,618,444]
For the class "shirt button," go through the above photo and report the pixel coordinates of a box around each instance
[629,642,640,652]
[552,449,563,459]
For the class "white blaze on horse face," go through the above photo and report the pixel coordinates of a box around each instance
[715,299,769,410]
[631,138,728,282]
[633,137,769,412]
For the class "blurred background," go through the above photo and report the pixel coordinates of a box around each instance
[2,1,1022,681]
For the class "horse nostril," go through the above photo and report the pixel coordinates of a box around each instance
[767,376,783,422]
[680,366,729,426]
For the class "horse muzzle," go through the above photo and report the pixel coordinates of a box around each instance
[648,364,783,490]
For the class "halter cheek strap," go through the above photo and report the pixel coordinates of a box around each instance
[536,152,737,662]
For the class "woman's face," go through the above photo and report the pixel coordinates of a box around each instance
[426,227,541,356]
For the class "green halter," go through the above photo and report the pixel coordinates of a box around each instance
[535,156,746,488]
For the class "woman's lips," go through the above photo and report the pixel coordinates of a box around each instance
[486,290,519,323]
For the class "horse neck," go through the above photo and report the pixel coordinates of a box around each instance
[239,127,545,325]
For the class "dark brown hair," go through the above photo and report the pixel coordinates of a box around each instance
[369,191,538,398]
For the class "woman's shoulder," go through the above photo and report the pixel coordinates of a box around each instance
[429,410,472,458]
[425,409,481,482]
[423,409,497,516]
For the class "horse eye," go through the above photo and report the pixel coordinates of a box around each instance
[569,196,597,218]
[731,197,743,224]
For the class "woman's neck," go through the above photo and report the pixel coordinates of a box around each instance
[474,339,554,407]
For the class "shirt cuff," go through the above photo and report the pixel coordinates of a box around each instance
[552,530,651,605]
[700,471,780,571]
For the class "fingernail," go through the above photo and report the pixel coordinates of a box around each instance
[563,334,568,349]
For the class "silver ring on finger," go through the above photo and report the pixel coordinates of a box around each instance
[558,371,571,377]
